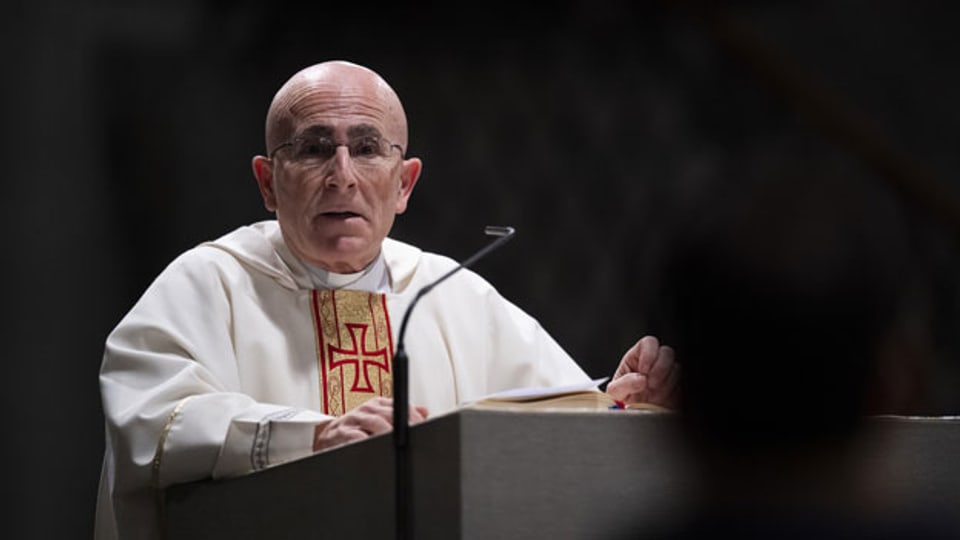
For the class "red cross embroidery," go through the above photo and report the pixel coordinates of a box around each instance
[327,323,390,393]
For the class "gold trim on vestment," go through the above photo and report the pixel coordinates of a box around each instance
[153,395,194,535]
[311,290,394,416]
[152,395,194,490]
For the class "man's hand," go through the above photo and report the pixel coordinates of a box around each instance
[606,335,679,408]
[312,397,429,452]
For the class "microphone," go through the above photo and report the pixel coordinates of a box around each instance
[392,225,516,540]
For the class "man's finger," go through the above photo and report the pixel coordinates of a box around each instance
[647,345,675,391]
[410,405,429,424]
[615,340,643,378]
[656,363,681,408]
[614,335,659,378]
[634,335,661,375]
[348,411,393,435]
[335,427,369,445]
[607,372,647,402]
[358,397,394,417]
[314,423,370,452]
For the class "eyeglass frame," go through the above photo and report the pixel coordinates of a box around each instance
[268,134,405,166]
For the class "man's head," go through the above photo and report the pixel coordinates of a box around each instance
[655,170,932,461]
[252,60,422,273]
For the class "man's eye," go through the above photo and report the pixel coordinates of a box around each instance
[353,139,381,157]
[296,140,333,158]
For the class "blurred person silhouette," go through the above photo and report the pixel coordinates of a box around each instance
[619,164,956,539]
[95,60,680,540]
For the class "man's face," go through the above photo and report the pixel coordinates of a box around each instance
[253,72,421,273]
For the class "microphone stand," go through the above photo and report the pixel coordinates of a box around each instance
[392,226,516,540]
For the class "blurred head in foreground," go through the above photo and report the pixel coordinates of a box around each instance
[650,167,943,536]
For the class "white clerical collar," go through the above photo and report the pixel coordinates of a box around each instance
[304,251,391,293]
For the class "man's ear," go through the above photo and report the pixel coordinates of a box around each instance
[395,157,422,214]
[252,155,278,212]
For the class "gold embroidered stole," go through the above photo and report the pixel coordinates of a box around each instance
[310,289,394,416]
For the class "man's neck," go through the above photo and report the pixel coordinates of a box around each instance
[304,251,391,293]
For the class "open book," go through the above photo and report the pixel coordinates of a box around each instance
[464,377,669,412]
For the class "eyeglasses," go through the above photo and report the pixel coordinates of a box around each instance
[269,135,404,169]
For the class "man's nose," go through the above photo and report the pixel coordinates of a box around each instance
[324,146,358,189]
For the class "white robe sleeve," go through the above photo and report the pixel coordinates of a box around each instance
[406,263,592,405]
[485,285,591,389]
[100,250,328,497]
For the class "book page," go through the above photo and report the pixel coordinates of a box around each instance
[472,377,610,403]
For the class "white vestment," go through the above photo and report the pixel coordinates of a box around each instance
[96,220,590,539]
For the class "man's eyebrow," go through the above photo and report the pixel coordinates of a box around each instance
[347,124,383,138]
[295,124,383,139]
[297,124,334,138]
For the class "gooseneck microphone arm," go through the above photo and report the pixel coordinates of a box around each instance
[392,225,516,540]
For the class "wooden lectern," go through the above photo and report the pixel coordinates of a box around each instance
[164,410,960,539]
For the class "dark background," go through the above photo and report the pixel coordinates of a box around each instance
[4,1,960,537]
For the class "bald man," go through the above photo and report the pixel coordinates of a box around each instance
[96,61,677,540]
